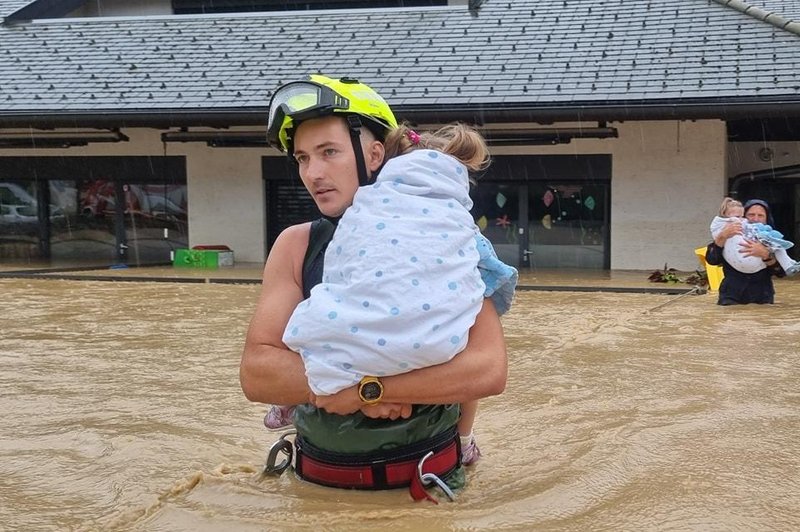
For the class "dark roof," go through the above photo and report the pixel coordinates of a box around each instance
[2,0,800,128]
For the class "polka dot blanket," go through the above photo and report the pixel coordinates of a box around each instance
[283,149,517,395]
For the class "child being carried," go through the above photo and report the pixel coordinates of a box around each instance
[711,197,800,276]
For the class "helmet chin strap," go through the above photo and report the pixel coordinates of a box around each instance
[346,115,372,187]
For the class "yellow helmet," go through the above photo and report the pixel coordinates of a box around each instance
[266,75,398,154]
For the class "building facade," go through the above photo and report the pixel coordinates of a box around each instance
[1,0,799,270]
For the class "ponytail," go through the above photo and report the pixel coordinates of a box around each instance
[384,122,490,172]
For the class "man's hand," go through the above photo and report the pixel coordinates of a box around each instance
[360,403,413,420]
[739,239,771,260]
[309,387,361,416]
[310,388,413,419]
[720,220,743,238]
[713,220,743,247]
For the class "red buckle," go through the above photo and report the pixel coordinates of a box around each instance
[296,440,459,492]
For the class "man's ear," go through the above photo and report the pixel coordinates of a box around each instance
[365,140,385,174]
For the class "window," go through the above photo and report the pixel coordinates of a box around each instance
[0,157,187,264]
[172,0,446,14]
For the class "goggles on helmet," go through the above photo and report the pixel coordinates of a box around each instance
[266,81,350,152]
[266,75,397,154]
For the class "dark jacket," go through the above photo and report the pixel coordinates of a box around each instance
[706,198,786,305]
[705,242,783,305]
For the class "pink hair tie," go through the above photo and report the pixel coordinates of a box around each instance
[407,130,421,145]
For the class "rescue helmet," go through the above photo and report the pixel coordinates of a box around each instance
[266,74,398,154]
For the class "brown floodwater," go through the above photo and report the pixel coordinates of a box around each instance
[2,277,799,531]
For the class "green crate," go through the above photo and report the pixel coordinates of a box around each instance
[173,248,220,269]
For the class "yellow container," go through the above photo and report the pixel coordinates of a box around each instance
[695,246,724,291]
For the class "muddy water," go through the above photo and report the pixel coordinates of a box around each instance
[2,278,799,531]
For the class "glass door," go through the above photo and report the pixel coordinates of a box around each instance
[470,183,522,267]
[0,180,41,261]
[470,181,609,270]
[49,179,187,265]
[49,179,117,263]
[526,183,608,269]
[120,182,188,265]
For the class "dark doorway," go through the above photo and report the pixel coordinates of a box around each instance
[262,157,320,254]
[735,179,800,261]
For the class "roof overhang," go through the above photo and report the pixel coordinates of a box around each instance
[2,97,800,129]
[400,97,800,125]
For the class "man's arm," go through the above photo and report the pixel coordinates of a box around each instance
[705,241,723,266]
[239,223,312,405]
[707,220,743,266]
[713,219,742,247]
[738,239,771,260]
[312,298,508,414]
[738,239,785,276]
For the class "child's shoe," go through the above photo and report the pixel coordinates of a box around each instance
[460,433,482,465]
[784,261,800,277]
[264,405,295,429]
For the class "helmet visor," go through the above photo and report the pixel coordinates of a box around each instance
[266,81,349,150]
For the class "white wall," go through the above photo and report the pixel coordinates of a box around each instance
[183,142,265,263]
[609,121,726,270]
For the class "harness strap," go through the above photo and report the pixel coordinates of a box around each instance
[346,114,371,187]
[294,431,461,491]
[301,218,336,299]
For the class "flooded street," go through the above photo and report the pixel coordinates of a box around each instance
[2,277,799,531]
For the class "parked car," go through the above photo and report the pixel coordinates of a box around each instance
[0,182,65,229]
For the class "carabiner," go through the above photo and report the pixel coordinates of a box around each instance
[416,451,456,502]
[263,430,296,476]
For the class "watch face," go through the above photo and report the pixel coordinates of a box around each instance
[361,382,382,401]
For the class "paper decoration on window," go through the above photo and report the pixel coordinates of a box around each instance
[477,215,488,231]
[584,196,596,210]
[541,214,552,229]
[496,192,507,208]
[559,185,582,196]
[543,189,554,207]
[496,214,511,228]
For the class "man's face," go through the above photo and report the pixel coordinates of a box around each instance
[292,116,363,218]
[745,205,768,224]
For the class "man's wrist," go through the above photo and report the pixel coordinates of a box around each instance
[358,376,384,404]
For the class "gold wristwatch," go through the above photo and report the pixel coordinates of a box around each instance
[358,376,384,405]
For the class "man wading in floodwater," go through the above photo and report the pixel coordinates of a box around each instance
[239,75,508,499]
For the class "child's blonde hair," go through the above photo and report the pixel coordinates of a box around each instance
[719,197,743,217]
[383,122,490,172]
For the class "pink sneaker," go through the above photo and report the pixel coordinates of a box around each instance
[264,405,295,429]
[460,435,482,466]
